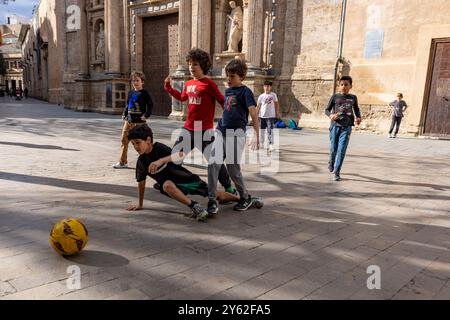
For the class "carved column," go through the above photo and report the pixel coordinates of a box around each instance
[105,0,121,75]
[175,0,192,75]
[78,0,89,78]
[242,0,264,74]
[191,0,211,51]
[214,1,225,54]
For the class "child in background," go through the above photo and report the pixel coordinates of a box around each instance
[388,93,408,138]
[113,71,153,169]
[257,80,280,152]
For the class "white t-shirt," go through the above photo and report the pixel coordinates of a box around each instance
[257,92,278,118]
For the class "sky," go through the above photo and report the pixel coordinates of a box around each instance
[0,0,40,25]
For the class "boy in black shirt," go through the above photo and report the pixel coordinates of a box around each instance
[125,125,239,222]
[113,71,153,169]
[325,76,361,181]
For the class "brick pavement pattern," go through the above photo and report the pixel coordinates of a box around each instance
[1,97,450,300]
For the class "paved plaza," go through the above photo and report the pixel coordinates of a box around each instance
[0,97,449,300]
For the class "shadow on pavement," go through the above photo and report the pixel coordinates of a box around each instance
[64,250,129,267]
[0,141,80,151]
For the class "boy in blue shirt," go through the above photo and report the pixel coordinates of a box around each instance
[206,59,261,215]
[113,71,153,169]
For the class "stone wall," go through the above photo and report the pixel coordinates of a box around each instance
[21,0,65,103]
[274,0,450,135]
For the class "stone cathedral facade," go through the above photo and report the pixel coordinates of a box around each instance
[21,0,450,137]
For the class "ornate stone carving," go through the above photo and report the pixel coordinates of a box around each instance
[95,21,105,61]
[225,1,243,53]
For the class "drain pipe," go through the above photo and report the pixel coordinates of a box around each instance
[333,0,347,94]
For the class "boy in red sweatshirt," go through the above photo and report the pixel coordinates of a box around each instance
[164,48,237,197]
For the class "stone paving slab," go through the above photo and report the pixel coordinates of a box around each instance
[0,97,450,300]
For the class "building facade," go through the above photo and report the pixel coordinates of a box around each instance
[0,23,26,93]
[21,0,450,137]
[19,0,65,104]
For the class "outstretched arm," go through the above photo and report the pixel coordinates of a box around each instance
[164,76,188,102]
[127,180,146,211]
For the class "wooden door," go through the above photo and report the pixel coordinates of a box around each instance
[423,39,450,137]
[142,13,179,116]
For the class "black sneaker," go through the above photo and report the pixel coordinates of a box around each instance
[234,195,253,211]
[333,173,341,181]
[190,203,208,222]
[207,200,219,216]
[251,196,264,209]
[153,183,160,191]
[328,161,334,173]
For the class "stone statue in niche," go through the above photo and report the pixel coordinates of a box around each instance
[225,1,243,53]
[95,21,105,61]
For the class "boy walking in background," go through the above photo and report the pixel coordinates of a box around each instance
[113,71,153,169]
[164,48,237,196]
[325,76,361,181]
[207,58,261,215]
[257,80,280,152]
[388,93,408,138]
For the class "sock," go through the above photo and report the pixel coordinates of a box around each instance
[225,186,236,193]
[188,200,196,208]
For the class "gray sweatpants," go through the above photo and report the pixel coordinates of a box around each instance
[207,129,248,201]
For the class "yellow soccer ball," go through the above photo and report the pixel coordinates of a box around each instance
[50,218,89,256]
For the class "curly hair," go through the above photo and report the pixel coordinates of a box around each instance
[225,59,248,79]
[131,71,145,82]
[186,48,212,75]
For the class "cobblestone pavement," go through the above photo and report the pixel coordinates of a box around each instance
[1,96,450,300]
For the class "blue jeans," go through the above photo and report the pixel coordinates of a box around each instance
[329,124,352,174]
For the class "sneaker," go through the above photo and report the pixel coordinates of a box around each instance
[388,134,392,138]
[112,162,128,169]
[153,183,160,191]
[190,202,208,222]
[393,134,397,138]
[207,200,219,216]
[333,173,341,181]
[328,161,334,173]
[234,195,253,211]
[268,145,275,152]
[251,196,264,209]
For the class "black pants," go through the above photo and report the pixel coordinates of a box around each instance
[173,128,232,189]
[389,116,402,135]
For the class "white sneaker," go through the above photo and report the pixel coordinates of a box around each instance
[388,134,393,138]
[112,162,128,169]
